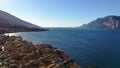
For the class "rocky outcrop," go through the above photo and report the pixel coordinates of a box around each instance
[0,35,80,68]
[80,15,120,29]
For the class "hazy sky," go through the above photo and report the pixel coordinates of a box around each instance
[0,0,120,27]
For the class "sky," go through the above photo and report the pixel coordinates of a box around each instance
[0,0,120,27]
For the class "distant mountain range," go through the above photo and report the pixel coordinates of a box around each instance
[80,15,120,29]
[0,10,47,34]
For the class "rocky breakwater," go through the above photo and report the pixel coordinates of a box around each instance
[0,35,80,68]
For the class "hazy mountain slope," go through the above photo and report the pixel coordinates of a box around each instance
[0,10,48,34]
[0,10,40,28]
[80,15,120,29]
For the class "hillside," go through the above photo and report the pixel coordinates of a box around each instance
[80,15,120,29]
[0,35,80,68]
[0,10,47,34]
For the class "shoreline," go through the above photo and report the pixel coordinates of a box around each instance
[0,28,49,34]
[0,35,80,68]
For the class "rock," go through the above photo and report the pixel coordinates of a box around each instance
[0,35,80,68]
[9,64,17,68]
[0,66,9,68]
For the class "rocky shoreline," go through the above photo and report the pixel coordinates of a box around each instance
[0,35,80,68]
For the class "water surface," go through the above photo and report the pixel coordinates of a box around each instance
[6,28,120,68]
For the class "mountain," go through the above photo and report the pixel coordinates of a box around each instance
[0,10,40,28]
[0,10,47,34]
[80,15,120,29]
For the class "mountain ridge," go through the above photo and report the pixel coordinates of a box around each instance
[80,15,120,29]
[0,10,40,28]
[0,10,47,34]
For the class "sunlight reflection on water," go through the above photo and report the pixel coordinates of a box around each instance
[4,32,19,36]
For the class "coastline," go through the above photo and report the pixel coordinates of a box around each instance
[0,28,49,34]
[0,35,80,68]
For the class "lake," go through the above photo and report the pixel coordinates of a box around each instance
[6,28,120,68]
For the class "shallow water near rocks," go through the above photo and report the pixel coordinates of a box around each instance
[6,28,120,68]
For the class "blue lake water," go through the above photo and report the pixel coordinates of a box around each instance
[6,28,120,68]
